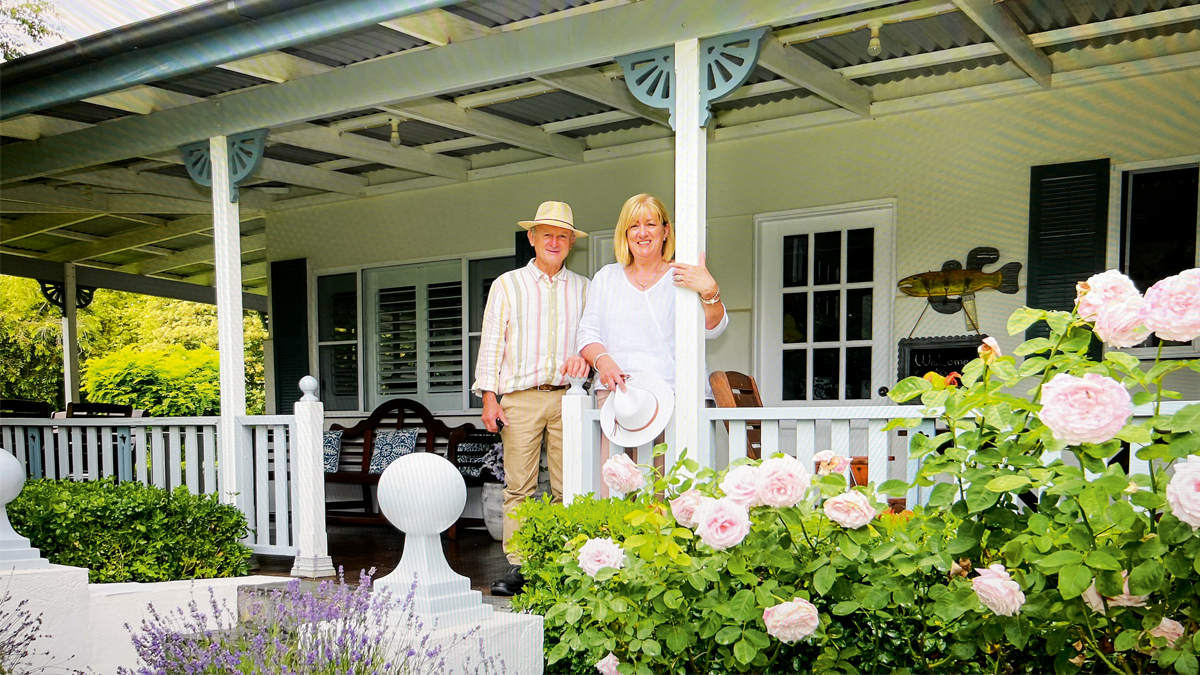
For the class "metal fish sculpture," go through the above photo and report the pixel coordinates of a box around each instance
[897,247,1022,329]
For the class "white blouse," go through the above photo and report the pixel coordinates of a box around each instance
[576,263,729,395]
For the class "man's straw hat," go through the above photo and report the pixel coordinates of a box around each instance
[518,201,588,237]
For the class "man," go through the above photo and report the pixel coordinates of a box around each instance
[473,200,590,596]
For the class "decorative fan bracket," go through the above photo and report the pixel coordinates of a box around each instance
[617,28,768,130]
[179,129,269,203]
[38,280,96,313]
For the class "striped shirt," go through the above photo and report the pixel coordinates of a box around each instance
[472,259,589,396]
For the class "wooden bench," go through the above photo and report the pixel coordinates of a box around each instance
[326,398,475,532]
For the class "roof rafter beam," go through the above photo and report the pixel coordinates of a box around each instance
[0,0,898,183]
[271,124,469,180]
[381,99,585,162]
[950,0,1052,88]
[533,67,672,127]
[757,36,872,117]
[378,8,495,45]
[56,166,276,210]
[775,0,958,44]
[39,212,258,263]
[1,213,106,244]
[120,232,267,275]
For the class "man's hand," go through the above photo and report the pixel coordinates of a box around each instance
[560,355,590,379]
[481,391,508,433]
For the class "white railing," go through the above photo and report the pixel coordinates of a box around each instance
[0,417,221,493]
[0,380,335,575]
[562,393,1199,506]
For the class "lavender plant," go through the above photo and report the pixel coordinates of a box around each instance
[120,570,505,675]
[0,587,84,675]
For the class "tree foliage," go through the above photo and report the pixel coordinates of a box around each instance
[0,275,266,413]
[84,345,222,417]
[0,0,60,61]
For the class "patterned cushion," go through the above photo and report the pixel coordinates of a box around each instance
[322,430,343,473]
[369,428,419,474]
[456,441,503,480]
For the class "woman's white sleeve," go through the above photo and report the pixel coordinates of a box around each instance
[705,304,730,339]
[576,271,605,351]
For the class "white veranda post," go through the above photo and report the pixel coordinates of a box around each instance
[673,38,707,464]
[210,136,248,509]
[62,262,80,404]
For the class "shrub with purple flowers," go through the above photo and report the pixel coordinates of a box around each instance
[119,570,505,675]
[0,586,85,675]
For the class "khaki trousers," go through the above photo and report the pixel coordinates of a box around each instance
[499,388,565,564]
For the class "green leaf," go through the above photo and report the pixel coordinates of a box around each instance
[987,475,1032,492]
[728,589,757,622]
[661,625,689,652]
[1105,351,1142,372]
[1167,404,1200,433]
[733,638,756,665]
[642,639,661,657]
[1115,424,1153,445]
[1015,337,1056,356]
[1005,616,1031,650]
[948,537,977,555]
[878,479,911,497]
[1176,651,1199,675]
[565,604,583,625]
[1008,306,1045,335]
[832,600,861,616]
[1128,560,1165,595]
[1107,500,1136,530]
[1114,630,1138,652]
[966,485,1001,513]
[872,542,898,562]
[1132,491,1166,509]
[664,589,683,610]
[547,642,569,664]
[814,565,836,596]
[1057,564,1092,600]
[889,376,933,402]
[927,482,958,509]
[715,626,741,645]
[1085,550,1123,571]
[1040,550,1085,570]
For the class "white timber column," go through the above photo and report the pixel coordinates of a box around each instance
[61,263,80,405]
[210,136,249,510]
[291,376,335,577]
[673,38,708,465]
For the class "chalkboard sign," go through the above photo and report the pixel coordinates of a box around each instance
[897,335,988,382]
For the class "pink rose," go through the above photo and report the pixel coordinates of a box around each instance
[1038,373,1133,445]
[978,336,1002,364]
[595,652,620,675]
[602,453,644,494]
[577,537,626,578]
[823,490,876,529]
[756,455,812,508]
[1082,571,1149,614]
[694,497,751,550]
[813,450,850,476]
[1167,455,1200,529]
[670,489,704,528]
[972,564,1025,617]
[763,597,820,643]
[1076,270,1141,322]
[720,464,763,507]
[1149,618,1186,649]
[1093,294,1150,348]
[1144,269,1200,342]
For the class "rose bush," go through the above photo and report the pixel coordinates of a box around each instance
[512,268,1200,675]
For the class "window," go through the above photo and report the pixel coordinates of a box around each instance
[756,202,894,406]
[316,273,359,411]
[314,254,515,414]
[1120,162,1200,356]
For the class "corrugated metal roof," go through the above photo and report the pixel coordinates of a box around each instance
[282,24,426,67]
[711,88,816,113]
[442,78,539,100]
[38,101,133,123]
[479,90,612,126]
[67,216,153,238]
[444,142,511,156]
[153,67,273,98]
[1007,0,1200,32]
[444,0,607,28]
[264,143,345,165]
[561,118,653,138]
[352,119,473,146]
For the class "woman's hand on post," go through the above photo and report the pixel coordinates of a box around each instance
[595,354,627,392]
[560,355,590,379]
[669,252,719,300]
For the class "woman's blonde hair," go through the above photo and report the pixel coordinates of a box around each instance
[613,194,675,266]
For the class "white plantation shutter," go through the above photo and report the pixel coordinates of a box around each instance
[364,261,464,411]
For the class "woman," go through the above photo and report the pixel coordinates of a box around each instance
[576,194,728,460]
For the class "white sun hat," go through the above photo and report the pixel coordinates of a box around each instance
[600,371,675,448]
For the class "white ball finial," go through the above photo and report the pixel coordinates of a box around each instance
[0,451,25,507]
[299,376,319,401]
[377,453,466,535]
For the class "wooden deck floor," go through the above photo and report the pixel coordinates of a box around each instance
[252,523,510,595]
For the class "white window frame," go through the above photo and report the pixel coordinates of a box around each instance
[589,231,617,276]
[1106,154,1200,359]
[754,199,896,407]
[312,269,362,413]
[309,248,512,416]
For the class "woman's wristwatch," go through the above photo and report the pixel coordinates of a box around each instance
[701,286,721,305]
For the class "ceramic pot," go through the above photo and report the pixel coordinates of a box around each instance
[481,481,505,541]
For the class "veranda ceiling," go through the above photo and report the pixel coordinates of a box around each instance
[1,0,1198,296]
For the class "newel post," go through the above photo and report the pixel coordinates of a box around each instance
[561,376,591,505]
[291,376,335,577]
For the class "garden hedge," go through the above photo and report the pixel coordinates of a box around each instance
[8,478,251,583]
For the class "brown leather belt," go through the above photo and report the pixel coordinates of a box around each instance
[534,384,568,391]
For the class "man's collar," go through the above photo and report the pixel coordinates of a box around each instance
[525,258,566,283]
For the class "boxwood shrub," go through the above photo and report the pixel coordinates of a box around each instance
[8,478,251,583]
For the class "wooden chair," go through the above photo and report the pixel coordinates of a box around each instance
[709,371,764,460]
[0,399,52,418]
[326,398,474,533]
[65,402,134,418]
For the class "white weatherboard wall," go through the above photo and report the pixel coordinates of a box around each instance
[269,67,1200,397]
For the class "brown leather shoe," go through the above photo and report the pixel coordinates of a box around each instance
[490,565,525,596]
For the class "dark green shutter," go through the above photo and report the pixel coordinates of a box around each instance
[271,259,309,414]
[1026,158,1111,339]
